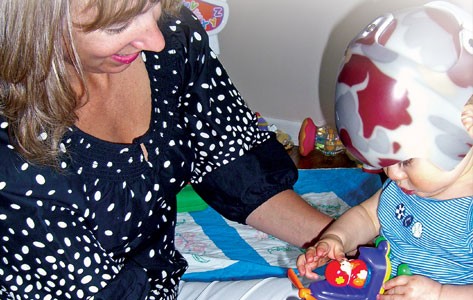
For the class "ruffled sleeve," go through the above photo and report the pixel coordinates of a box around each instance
[164,8,298,223]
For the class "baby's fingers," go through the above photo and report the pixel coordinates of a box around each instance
[316,239,346,261]
[314,241,330,257]
[298,261,322,280]
[305,244,332,267]
[303,246,318,263]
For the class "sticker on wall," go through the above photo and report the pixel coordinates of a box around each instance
[182,0,229,54]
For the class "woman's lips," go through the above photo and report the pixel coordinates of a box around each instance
[111,52,140,64]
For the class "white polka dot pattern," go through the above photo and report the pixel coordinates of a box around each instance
[0,7,282,300]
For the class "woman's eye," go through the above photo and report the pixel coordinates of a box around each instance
[104,24,129,34]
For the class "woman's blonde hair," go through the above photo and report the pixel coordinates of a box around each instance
[0,0,181,168]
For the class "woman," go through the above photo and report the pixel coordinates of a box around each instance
[0,0,331,298]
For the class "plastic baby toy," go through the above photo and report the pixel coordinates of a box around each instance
[289,237,394,300]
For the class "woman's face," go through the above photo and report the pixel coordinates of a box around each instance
[70,1,165,74]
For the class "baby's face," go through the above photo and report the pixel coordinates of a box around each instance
[383,153,473,200]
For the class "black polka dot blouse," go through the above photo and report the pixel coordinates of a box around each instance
[0,7,297,300]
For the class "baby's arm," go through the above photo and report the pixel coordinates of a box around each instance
[321,189,381,253]
[381,275,473,300]
[297,189,382,279]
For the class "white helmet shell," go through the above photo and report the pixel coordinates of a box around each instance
[335,1,473,171]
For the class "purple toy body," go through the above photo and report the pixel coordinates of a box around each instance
[309,240,391,300]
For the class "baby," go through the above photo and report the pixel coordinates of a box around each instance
[297,1,473,299]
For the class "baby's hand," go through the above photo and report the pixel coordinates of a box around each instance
[379,275,441,300]
[296,235,346,280]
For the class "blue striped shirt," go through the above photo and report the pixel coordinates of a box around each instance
[378,180,473,284]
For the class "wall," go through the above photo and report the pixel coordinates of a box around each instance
[217,0,472,141]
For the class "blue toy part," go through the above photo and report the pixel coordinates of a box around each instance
[308,238,391,300]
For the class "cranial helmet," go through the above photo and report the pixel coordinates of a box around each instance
[335,1,473,171]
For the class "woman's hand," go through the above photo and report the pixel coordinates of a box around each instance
[378,275,442,300]
[296,234,346,280]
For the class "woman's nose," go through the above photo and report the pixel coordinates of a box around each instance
[131,23,165,53]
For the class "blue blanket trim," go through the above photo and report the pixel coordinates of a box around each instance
[182,261,289,281]
[189,208,269,265]
[294,168,381,207]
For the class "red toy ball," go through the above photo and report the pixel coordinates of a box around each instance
[325,259,368,288]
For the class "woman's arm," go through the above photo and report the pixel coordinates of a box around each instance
[246,189,332,248]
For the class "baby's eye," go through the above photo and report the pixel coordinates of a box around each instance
[400,159,413,167]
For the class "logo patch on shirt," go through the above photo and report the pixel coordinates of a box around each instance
[394,203,423,238]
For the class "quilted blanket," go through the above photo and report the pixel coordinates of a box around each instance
[175,168,382,281]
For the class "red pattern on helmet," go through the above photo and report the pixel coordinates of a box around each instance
[338,54,412,139]
[338,128,369,166]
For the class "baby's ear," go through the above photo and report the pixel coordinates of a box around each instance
[462,101,473,138]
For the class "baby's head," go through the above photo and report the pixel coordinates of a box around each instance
[335,1,473,172]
